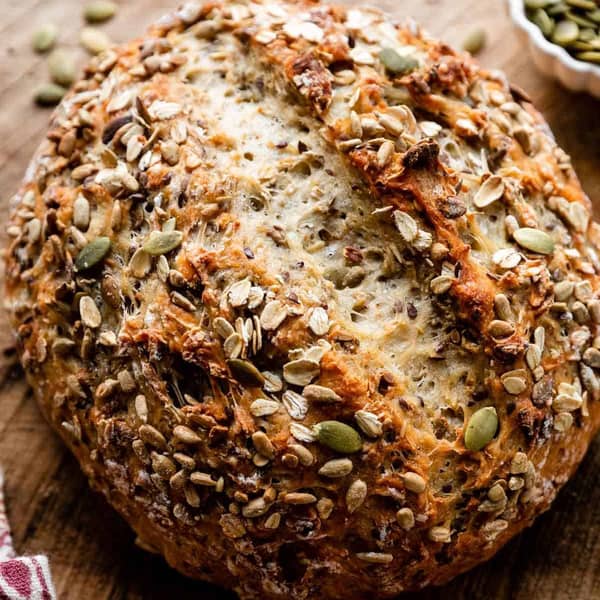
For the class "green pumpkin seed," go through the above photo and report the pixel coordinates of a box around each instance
[313,421,362,454]
[80,27,111,55]
[34,83,66,106]
[552,20,580,45]
[547,2,569,16]
[75,237,111,271]
[531,8,555,36]
[32,24,58,53]
[587,9,600,23]
[48,49,77,86]
[227,359,265,386]
[464,407,498,451]
[513,227,555,254]
[565,10,597,28]
[84,0,117,23]
[525,0,557,8]
[566,0,596,10]
[142,230,183,255]
[379,47,419,74]
[461,28,486,54]
[576,50,600,62]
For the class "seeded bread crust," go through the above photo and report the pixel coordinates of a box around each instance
[5,1,600,598]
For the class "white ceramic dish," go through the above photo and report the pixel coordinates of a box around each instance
[507,0,600,97]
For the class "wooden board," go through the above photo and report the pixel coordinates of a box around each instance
[0,1,599,598]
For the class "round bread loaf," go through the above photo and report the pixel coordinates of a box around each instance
[5,1,600,598]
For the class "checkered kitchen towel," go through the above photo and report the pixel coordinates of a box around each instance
[0,473,55,600]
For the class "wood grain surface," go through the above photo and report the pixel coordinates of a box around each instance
[1,1,599,598]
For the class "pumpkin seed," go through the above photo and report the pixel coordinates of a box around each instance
[464,407,498,451]
[525,0,555,8]
[473,175,505,208]
[84,0,117,23]
[227,359,264,386]
[552,20,579,45]
[531,8,555,36]
[313,421,362,454]
[80,27,112,55]
[379,47,419,74]
[75,236,111,271]
[462,27,487,54]
[48,49,77,86]
[513,227,555,254]
[576,50,600,62]
[142,230,183,255]
[566,10,597,27]
[34,83,66,106]
[567,0,596,9]
[32,24,58,53]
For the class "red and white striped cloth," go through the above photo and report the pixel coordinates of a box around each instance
[0,474,55,600]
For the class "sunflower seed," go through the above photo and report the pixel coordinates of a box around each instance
[48,49,77,86]
[473,175,504,208]
[346,479,367,513]
[356,552,394,564]
[242,497,269,518]
[396,507,415,530]
[318,457,354,478]
[260,300,287,330]
[32,24,58,53]
[488,319,515,339]
[80,27,111,55]
[75,237,111,271]
[526,344,542,370]
[139,424,166,449]
[152,453,176,479]
[143,230,183,255]
[173,425,201,445]
[283,359,320,386]
[288,443,314,466]
[303,384,341,404]
[283,492,317,505]
[379,47,418,74]
[402,472,427,493]
[354,410,383,438]
[462,27,487,54]
[464,407,498,451]
[554,280,574,301]
[252,431,275,459]
[73,194,90,231]
[377,140,395,167]
[513,227,555,254]
[313,421,362,454]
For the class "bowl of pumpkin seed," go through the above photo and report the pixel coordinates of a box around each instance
[508,0,600,97]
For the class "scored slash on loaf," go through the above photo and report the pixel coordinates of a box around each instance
[5,0,600,599]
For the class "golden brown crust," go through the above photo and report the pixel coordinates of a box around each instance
[5,1,600,598]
